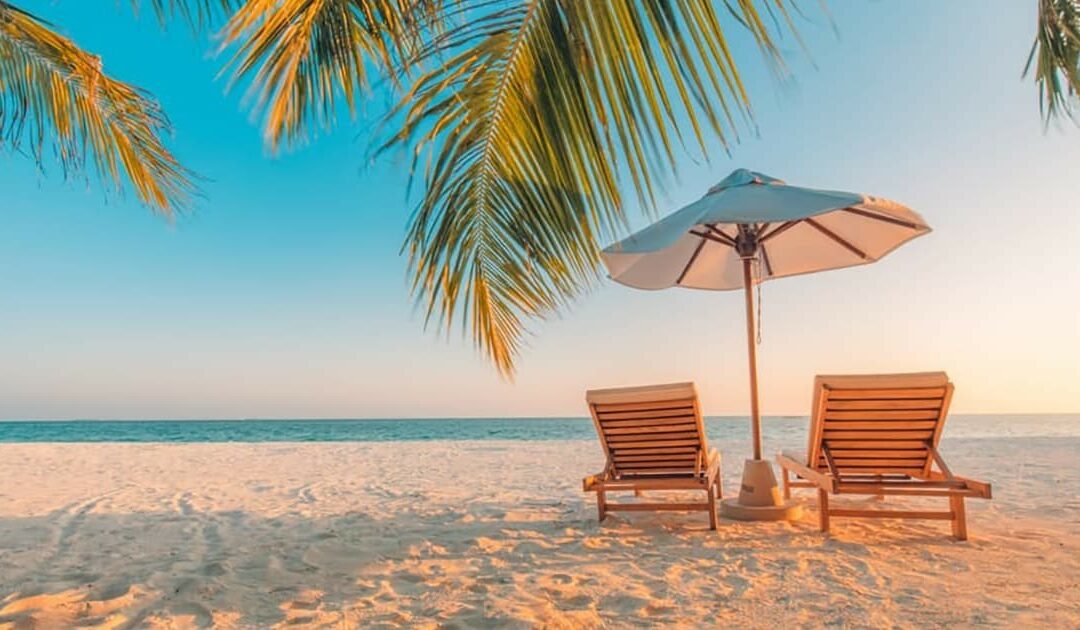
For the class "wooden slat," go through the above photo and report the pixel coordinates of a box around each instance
[827,399,943,411]
[615,463,695,470]
[828,509,954,520]
[616,458,696,466]
[592,399,696,413]
[824,430,933,440]
[618,467,697,474]
[614,454,697,463]
[826,458,927,467]
[605,502,709,512]
[827,387,946,400]
[823,420,938,430]
[594,405,694,418]
[611,446,699,455]
[599,415,697,428]
[822,440,928,449]
[608,439,702,449]
[828,449,928,458]
[603,423,697,435]
[606,431,699,444]
[838,487,979,497]
[838,467,926,475]
[588,478,706,490]
[613,458,695,468]
[825,410,940,420]
[837,478,962,487]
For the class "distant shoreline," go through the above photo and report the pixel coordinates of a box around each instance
[2,415,1078,443]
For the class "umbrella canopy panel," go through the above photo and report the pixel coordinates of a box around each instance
[602,169,931,291]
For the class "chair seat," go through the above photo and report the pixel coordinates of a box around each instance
[584,470,716,491]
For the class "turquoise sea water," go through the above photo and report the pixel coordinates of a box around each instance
[0,415,1077,443]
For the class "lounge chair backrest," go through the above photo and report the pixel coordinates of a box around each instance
[808,372,954,478]
[586,382,708,478]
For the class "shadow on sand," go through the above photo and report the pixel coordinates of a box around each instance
[0,491,992,628]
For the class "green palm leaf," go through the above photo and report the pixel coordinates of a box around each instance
[218,0,438,151]
[1026,0,1080,123]
[377,0,798,376]
[129,0,239,27]
[0,1,195,214]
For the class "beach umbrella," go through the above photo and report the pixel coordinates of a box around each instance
[601,169,930,520]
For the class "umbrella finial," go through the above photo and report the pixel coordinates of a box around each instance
[708,169,785,195]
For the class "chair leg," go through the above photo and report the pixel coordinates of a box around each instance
[716,468,724,499]
[596,490,607,522]
[781,467,791,500]
[950,495,967,541]
[818,489,830,534]
[707,484,718,531]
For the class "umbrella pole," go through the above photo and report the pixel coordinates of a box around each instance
[720,255,800,522]
[741,257,762,461]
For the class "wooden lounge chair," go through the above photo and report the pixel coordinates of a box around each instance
[582,382,722,530]
[777,372,991,540]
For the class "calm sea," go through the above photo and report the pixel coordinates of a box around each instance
[1,415,1077,443]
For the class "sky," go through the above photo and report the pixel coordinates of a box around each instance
[1,1,1078,419]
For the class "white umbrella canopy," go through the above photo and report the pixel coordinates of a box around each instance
[603,169,930,291]
[599,169,931,520]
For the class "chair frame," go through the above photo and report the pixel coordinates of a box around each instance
[582,383,722,530]
[777,374,992,540]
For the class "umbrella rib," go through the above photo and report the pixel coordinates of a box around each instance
[690,229,735,248]
[843,207,923,230]
[676,238,709,285]
[804,218,869,260]
[705,224,737,245]
[760,220,800,242]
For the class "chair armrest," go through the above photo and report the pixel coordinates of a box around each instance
[777,451,838,493]
[583,463,614,491]
[954,475,992,499]
[705,448,721,480]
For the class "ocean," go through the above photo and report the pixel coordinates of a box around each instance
[1,414,1077,443]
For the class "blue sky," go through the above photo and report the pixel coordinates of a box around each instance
[1,1,1078,419]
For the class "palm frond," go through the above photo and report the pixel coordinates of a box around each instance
[1026,0,1080,123]
[218,0,439,151]
[0,2,195,214]
[378,0,799,377]
[128,0,240,28]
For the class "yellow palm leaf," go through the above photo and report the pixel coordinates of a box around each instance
[1,1,195,214]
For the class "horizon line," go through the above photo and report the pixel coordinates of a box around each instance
[2,411,1077,423]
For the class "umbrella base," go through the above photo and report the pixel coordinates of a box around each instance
[720,498,802,521]
[720,458,803,522]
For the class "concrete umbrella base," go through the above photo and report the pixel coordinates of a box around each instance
[720,458,803,522]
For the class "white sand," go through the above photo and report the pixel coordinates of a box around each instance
[1,438,1077,628]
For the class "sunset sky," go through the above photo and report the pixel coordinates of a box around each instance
[2,0,1077,419]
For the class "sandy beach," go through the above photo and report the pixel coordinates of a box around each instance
[1,437,1077,628]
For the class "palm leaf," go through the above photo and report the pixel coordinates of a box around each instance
[378,0,800,377]
[0,2,195,214]
[218,0,439,151]
[128,0,240,27]
[1026,0,1080,123]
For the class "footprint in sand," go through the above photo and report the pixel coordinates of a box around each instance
[295,484,318,504]
[553,594,594,610]
[598,593,650,613]
[164,601,215,626]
